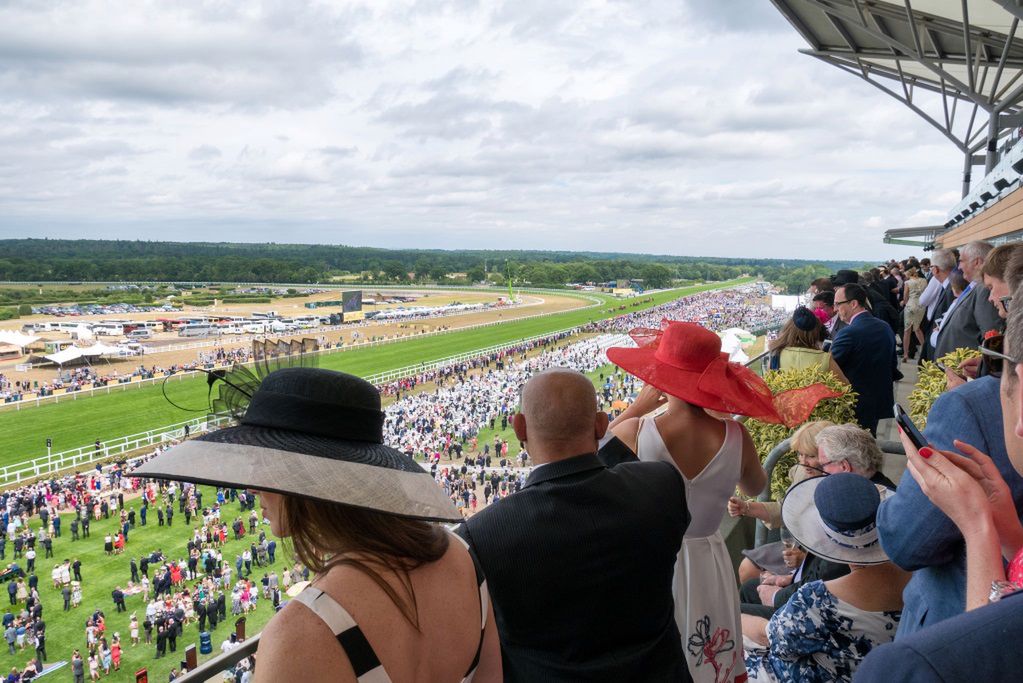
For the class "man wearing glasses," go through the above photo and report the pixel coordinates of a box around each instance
[815,423,897,490]
[917,248,957,362]
[830,283,897,436]
[933,240,1002,359]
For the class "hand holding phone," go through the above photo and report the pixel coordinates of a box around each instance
[894,403,928,450]
[936,361,965,379]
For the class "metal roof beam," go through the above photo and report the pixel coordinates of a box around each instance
[813,53,969,151]
[801,47,1023,68]
[926,26,945,60]
[803,50,964,98]
[993,0,1023,24]
[825,11,861,52]
[962,0,978,92]
[804,0,993,109]
[903,0,926,59]
[770,0,822,50]
[990,18,1020,102]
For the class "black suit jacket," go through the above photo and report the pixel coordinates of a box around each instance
[457,453,691,682]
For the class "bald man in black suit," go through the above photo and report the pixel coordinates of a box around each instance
[458,368,691,682]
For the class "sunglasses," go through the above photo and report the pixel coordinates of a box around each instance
[798,463,832,476]
[980,335,1017,375]
[1001,295,1013,313]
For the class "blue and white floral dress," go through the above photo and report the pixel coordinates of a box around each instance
[744,580,900,683]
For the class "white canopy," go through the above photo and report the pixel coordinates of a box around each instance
[44,343,121,365]
[0,331,40,349]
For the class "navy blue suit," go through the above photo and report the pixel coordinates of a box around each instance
[830,311,897,433]
[877,376,1023,637]
[854,590,1023,681]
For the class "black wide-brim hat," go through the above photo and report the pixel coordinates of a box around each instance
[131,367,461,523]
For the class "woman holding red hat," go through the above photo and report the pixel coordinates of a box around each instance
[608,321,836,683]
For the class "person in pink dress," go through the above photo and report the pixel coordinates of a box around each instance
[110,636,121,671]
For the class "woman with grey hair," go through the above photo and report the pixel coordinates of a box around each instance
[815,424,896,490]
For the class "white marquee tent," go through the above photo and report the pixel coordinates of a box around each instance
[43,342,121,366]
[0,331,40,350]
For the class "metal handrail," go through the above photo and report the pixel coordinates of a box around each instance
[754,438,793,547]
[176,635,260,682]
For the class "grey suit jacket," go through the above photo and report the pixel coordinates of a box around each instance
[934,282,1001,357]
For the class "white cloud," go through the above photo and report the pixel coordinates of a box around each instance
[0,0,969,261]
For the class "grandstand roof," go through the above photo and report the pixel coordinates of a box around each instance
[772,0,1023,152]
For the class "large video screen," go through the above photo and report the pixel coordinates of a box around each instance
[342,290,362,312]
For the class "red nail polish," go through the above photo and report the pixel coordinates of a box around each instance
[919,447,933,459]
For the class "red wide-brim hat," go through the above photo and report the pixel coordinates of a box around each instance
[606,322,840,428]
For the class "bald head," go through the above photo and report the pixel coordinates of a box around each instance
[515,368,608,463]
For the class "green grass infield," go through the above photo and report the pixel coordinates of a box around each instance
[1,487,282,682]
[0,280,749,466]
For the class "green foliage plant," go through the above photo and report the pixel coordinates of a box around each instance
[908,348,982,429]
[744,366,858,501]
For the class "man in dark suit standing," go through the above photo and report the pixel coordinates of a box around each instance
[934,241,1002,358]
[831,283,897,435]
[918,248,956,362]
[457,368,690,682]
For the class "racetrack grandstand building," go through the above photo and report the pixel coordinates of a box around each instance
[772,0,1023,248]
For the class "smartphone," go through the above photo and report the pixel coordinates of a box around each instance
[894,403,928,450]
[935,361,965,379]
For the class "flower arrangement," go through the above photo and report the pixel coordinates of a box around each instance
[744,365,858,501]
[907,348,982,429]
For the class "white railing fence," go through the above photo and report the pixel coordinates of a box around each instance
[0,416,232,488]
[1,294,607,411]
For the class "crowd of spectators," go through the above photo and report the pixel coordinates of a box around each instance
[586,282,789,335]
[17,257,1023,680]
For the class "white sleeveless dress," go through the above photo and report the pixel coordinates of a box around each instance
[637,416,746,683]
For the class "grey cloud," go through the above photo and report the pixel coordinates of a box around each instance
[0,3,363,108]
[318,146,358,158]
[189,145,222,161]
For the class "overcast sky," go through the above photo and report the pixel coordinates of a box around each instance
[0,0,965,262]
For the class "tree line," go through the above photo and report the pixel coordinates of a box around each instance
[0,239,857,293]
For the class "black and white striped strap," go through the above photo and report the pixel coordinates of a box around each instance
[292,587,391,683]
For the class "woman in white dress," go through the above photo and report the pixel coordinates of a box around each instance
[609,322,834,683]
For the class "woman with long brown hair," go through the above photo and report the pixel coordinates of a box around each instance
[134,367,500,682]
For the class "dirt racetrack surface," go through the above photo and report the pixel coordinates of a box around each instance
[1,289,591,385]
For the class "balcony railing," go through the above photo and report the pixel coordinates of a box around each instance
[175,634,260,682]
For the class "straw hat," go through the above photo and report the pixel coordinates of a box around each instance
[781,473,893,565]
[132,367,460,523]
